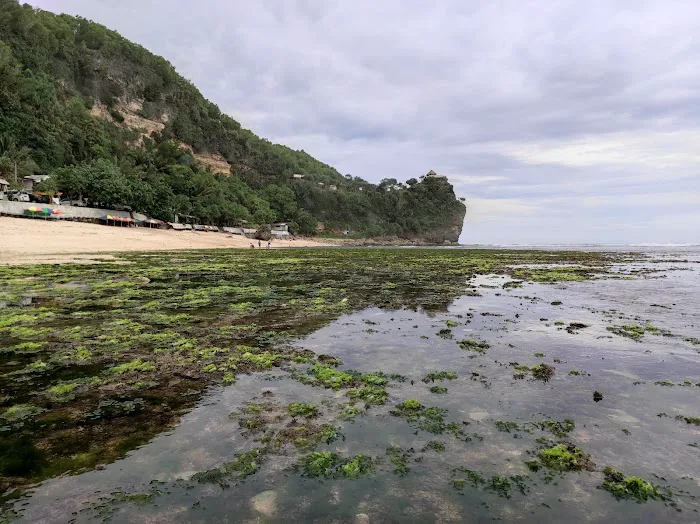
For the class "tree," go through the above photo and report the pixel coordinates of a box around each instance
[261,184,297,220]
[0,134,37,186]
[53,159,132,207]
[294,209,318,235]
[252,200,276,225]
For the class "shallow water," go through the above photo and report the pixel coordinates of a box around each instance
[4,249,700,522]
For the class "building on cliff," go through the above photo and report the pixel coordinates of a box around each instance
[421,170,447,180]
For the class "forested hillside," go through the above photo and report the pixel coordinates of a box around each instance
[0,0,466,240]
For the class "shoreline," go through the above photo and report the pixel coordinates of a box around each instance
[0,216,333,265]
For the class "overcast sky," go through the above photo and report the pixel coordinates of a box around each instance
[30,1,700,244]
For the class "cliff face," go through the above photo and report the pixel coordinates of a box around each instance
[0,0,466,241]
[415,210,466,244]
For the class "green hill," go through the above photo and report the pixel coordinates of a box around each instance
[0,0,465,241]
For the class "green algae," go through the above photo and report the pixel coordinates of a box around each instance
[46,382,80,402]
[348,386,388,405]
[605,323,670,340]
[457,339,490,353]
[80,486,164,520]
[654,379,675,386]
[534,419,576,438]
[307,365,356,389]
[451,468,527,498]
[340,407,363,421]
[191,448,264,485]
[511,363,555,382]
[273,422,343,449]
[600,467,668,502]
[241,351,283,369]
[536,443,594,472]
[531,364,555,382]
[436,328,454,339]
[675,415,700,426]
[386,446,411,476]
[109,359,156,374]
[423,440,446,452]
[494,420,520,433]
[422,370,458,382]
[320,424,342,444]
[298,451,375,479]
[390,401,467,439]
[0,405,46,424]
[287,403,319,418]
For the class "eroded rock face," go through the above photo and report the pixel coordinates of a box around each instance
[250,490,277,517]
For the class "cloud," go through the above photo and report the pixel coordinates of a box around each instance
[448,175,509,186]
[493,130,700,169]
[27,0,700,243]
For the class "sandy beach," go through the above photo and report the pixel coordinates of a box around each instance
[0,216,330,265]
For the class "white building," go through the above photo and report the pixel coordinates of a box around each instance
[271,222,291,238]
[22,174,51,191]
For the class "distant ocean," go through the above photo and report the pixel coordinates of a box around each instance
[455,243,700,252]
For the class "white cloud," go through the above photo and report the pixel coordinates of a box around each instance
[492,130,700,169]
[447,175,508,186]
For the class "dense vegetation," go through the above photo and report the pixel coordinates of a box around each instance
[0,0,465,238]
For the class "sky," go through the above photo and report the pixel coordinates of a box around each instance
[29,1,700,244]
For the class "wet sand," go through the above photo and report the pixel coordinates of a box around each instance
[0,216,330,264]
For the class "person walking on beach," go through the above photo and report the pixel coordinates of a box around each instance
[258,240,261,248]
[267,241,271,250]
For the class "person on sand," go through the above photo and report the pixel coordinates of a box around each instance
[267,241,271,250]
[258,240,261,248]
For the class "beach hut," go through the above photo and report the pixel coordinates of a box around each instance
[101,215,135,227]
[139,218,164,229]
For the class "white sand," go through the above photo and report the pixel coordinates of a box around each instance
[0,216,330,265]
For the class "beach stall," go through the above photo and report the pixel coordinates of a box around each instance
[24,206,63,219]
[100,215,136,227]
[138,218,164,229]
